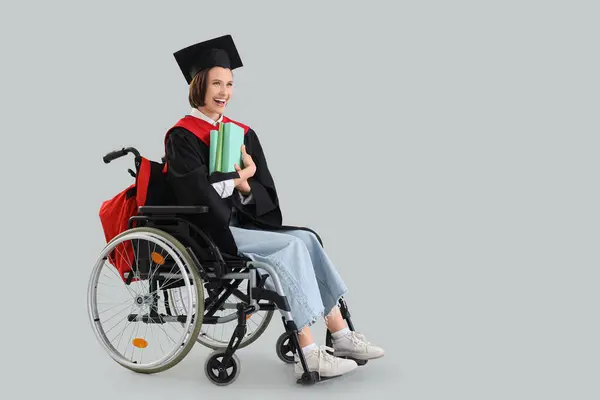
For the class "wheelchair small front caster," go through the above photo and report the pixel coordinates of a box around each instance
[204,350,241,386]
[276,332,296,364]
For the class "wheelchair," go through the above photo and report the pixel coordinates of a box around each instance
[87,147,364,386]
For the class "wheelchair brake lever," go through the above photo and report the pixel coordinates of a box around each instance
[128,168,136,178]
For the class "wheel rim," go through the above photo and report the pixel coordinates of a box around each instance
[277,333,296,363]
[206,353,239,384]
[88,232,199,371]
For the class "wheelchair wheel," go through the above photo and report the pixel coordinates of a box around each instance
[88,227,203,374]
[168,277,274,350]
[276,332,296,364]
[204,350,241,386]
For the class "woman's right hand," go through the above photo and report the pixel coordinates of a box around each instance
[233,164,252,195]
[233,145,257,188]
[239,145,256,178]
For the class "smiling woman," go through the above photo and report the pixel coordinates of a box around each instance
[163,34,384,383]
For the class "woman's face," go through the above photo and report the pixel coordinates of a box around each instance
[202,66,233,117]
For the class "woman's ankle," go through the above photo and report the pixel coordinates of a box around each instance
[301,342,317,355]
[297,326,314,348]
[325,307,348,333]
[331,327,350,339]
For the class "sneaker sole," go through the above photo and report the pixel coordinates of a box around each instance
[294,366,358,380]
[333,351,385,361]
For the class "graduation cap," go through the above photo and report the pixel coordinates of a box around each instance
[174,34,243,84]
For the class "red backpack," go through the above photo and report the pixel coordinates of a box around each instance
[98,149,172,281]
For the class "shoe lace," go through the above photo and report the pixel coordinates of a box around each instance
[316,345,337,378]
[349,331,371,349]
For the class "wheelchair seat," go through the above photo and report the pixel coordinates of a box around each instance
[138,205,209,214]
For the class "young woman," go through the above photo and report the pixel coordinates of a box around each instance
[164,35,384,380]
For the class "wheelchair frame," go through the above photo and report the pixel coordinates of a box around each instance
[90,146,362,386]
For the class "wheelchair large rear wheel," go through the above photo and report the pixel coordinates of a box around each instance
[87,227,203,374]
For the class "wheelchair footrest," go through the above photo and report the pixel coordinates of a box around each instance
[296,371,320,385]
[336,356,369,366]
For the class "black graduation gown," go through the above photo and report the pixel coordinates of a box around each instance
[163,114,322,257]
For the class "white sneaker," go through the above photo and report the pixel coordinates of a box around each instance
[332,331,385,360]
[294,345,358,380]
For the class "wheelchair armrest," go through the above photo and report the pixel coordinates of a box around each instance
[138,205,208,215]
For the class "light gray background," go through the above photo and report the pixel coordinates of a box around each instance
[1,0,597,398]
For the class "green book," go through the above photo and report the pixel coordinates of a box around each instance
[209,122,245,174]
[215,123,224,172]
[209,130,219,174]
[221,123,245,173]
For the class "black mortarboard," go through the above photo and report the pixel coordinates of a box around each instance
[173,34,243,84]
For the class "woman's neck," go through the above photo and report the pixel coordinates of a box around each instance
[197,106,221,123]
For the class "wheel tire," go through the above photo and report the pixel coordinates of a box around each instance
[276,332,296,364]
[204,350,241,386]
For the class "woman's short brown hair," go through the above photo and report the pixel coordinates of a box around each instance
[188,69,209,108]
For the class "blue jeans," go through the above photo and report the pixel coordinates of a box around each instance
[229,226,348,331]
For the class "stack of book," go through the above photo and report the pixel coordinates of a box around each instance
[209,122,245,174]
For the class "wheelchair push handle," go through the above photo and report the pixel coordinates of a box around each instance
[103,147,141,164]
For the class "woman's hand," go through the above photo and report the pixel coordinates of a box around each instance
[240,145,256,178]
[233,145,255,195]
[233,163,252,195]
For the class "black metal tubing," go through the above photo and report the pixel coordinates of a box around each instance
[103,147,141,164]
